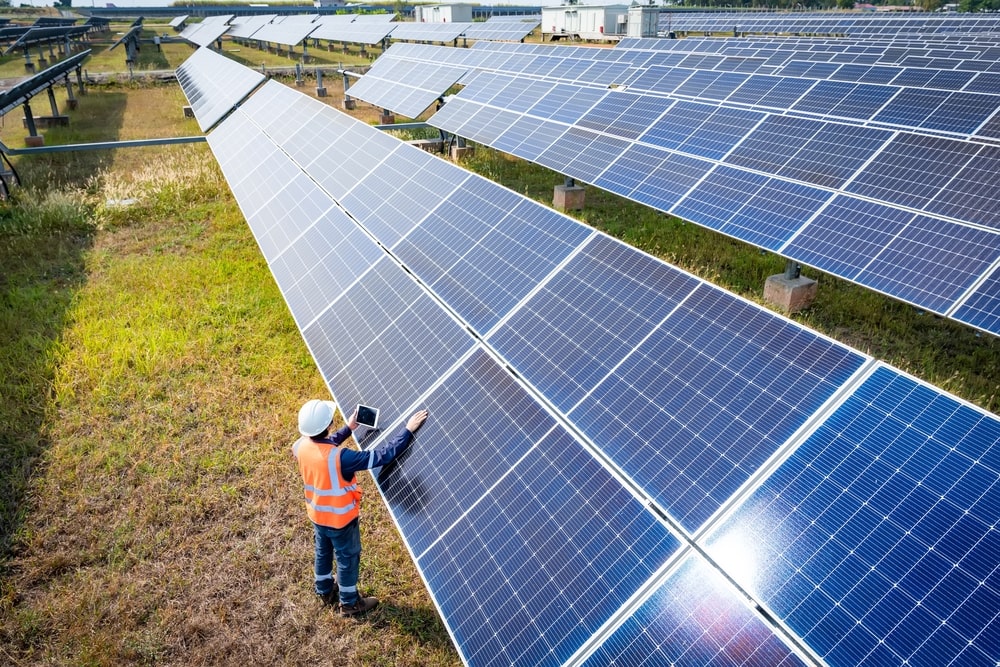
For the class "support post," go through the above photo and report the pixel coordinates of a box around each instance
[47,86,59,116]
[65,75,78,110]
[342,67,355,110]
[295,62,304,87]
[315,68,327,97]
[23,101,44,147]
[76,67,87,95]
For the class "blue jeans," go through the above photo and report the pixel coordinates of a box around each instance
[313,518,361,605]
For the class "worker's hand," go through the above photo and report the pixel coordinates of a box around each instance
[347,408,359,431]
[406,409,429,434]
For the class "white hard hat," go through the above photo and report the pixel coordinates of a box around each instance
[298,399,336,437]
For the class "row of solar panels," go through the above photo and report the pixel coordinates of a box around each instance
[345,41,1000,339]
[178,13,540,49]
[662,11,1000,35]
[178,46,1000,667]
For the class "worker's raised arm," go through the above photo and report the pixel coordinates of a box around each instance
[340,409,429,477]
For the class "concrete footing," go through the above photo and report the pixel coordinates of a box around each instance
[32,115,69,129]
[316,86,327,97]
[67,99,79,111]
[553,184,585,211]
[183,105,194,118]
[379,113,395,125]
[450,144,474,160]
[764,273,818,314]
[343,99,356,110]
[24,135,44,147]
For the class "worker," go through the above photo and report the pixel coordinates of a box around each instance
[292,399,429,617]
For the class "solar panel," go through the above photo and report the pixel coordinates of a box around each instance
[0,49,90,117]
[197,59,1000,667]
[704,365,1000,667]
[176,47,266,132]
[390,22,473,43]
[344,57,467,119]
[308,22,394,45]
[249,21,316,47]
[179,20,230,48]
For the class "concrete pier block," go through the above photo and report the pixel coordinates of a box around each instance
[764,273,818,314]
[450,144,474,160]
[343,99,356,110]
[24,135,44,147]
[553,184,585,211]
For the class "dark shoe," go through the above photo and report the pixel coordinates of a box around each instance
[318,582,340,608]
[339,596,378,617]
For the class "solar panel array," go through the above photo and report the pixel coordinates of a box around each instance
[176,47,265,132]
[179,18,231,48]
[0,49,90,117]
[389,22,474,43]
[662,11,1000,37]
[342,57,466,118]
[342,41,1000,336]
[180,45,1000,667]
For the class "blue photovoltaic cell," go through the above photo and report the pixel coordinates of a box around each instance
[720,178,831,251]
[936,123,1000,177]
[577,91,672,140]
[488,234,700,413]
[268,207,385,329]
[569,283,866,533]
[593,142,668,195]
[727,75,813,109]
[792,80,897,121]
[953,266,1000,334]
[530,83,606,124]
[872,88,950,128]
[421,432,678,666]
[725,115,820,175]
[677,106,765,160]
[630,152,715,213]
[583,555,807,667]
[704,366,1000,667]
[921,91,1000,134]
[628,64,695,94]
[859,214,1000,315]
[375,348,560,558]
[565,132,633,184]
[302,257,476,419]
[392,173,591,333]
[343,145,470,248]
[673,165,769,234]
[778,123,893,189]
[783,196,914,280]
[846,134,980,211]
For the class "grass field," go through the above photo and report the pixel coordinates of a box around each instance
[0,44,998,666]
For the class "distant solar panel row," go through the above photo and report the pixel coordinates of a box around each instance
[425,70,1000,336]
[182,42,1000,665]
[662,11,1000,36]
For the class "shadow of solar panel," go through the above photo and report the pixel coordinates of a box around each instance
[704,366,1000,667]
[401,355,681,667]
[569,283,866,533]
[582,554,808,667]
[303,257,476,419]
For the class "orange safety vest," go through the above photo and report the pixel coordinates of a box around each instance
[294,438,363,528]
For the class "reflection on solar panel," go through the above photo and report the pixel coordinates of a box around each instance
[194,52,1000,666]
[176,47,266,132]
[705,365,1000,667]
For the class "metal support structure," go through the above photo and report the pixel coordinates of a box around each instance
[65,74,76,106]
[76,67,86,96]
[23,100,39,137]
[784,258,801,280]
[564,176,576,188]
[46,86,59,116]
[295,62,303,86]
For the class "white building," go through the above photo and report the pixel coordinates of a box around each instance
[413,4,475,23]
[542,3,651,41]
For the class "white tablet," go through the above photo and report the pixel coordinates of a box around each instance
[355,404,379,429]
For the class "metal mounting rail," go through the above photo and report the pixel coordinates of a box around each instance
[0,135,206,156]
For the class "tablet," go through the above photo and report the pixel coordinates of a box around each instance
[355,404,379,429]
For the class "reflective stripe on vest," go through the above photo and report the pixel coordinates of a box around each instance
[296,437,361,529]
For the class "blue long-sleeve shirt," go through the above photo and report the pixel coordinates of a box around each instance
[311,424,413,480]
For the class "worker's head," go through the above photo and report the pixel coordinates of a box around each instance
[298,399,336,438]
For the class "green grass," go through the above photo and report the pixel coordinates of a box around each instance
[0,78,998,666]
